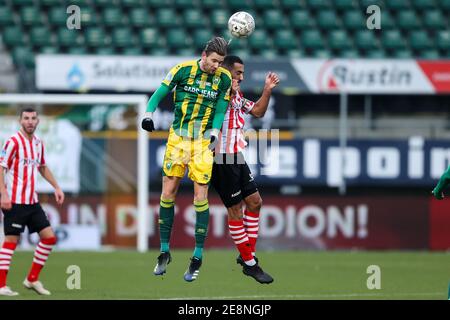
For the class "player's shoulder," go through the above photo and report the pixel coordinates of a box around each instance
[175,59,198,70]
[217,67,232,80]
[33,135,43,145]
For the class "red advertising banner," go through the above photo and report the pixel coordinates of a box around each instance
[1,194,432,250]
[417,61,450,93]
[429,198,450,250]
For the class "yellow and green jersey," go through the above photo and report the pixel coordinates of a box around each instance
[162,59,232,139]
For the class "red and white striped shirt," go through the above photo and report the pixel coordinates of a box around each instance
[0,131,46,205]
[217,90,255,154]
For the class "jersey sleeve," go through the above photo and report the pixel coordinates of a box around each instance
[218,70,232,103]
[241,96,255,114]
[161,63,183,90]
[0,139,17,170]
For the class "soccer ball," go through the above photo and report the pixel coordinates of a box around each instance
[228,11,255,38]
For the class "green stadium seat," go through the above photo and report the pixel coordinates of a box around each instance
[302,30,325,49]
[274,30,298,50]
[316,11,339,29]
[3,27,25,47]
[173,0,196,8]
[359,0,384,9]
[68,0,91,6]
[30,26,54,47]
[365,49,386,58]
[192,29,214,50]
[396,10,421,30]
[248,29,270,50]
[57,28,82,47]
[0,6,14,26]
[67,47,88,54]
[41,0,62,6]
[335,0,357,10]
[312,49,331,58]
[112,28,135,48]
[11,0,35,6]
[123,47,144,55]
[121,0,145,8]
[210,9,229,29]
[20,6,44,26]
[79,7,98,27]
[436,31,450,50]
[381,30,406,49]
[380,11,395,29]
[228,37,246,50]
[260,48,278,59]
[103,8,126,27]
[183,9,206,29]
[342,11,365,30]
[328,30,352,50]
[385,0,409,10]
[200,0,223,10]
[287,48,305,58]
[307,0,331,9]
[409,30,433,50]
[91,0,113,7]
[49,7,68,26]
[94,47,115,55]
[149,47,170,56]
[392,49,413,58]
[140,28,163,48]
[254,0,276,9]
[85,28,109,47]
[227,0,251,10]
[262,9,287,30]
[422,10,447,30]
[231,48,251,59]
[419,49,440,59]
[411,0,436,10]
[280,0,303,9]
[12,47,35,68]
[166,29,192,49]
[338,49,359,58]
[355,30,378,49]
[441,0,450,11]
[146,0,171,8]
[129,8,154,28]
[175,48,196,56]
[290,10,315,30]
[155,9,179,28]
[39,46,59,54]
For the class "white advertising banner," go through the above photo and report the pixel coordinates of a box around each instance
[0,118,82,193]
[36,54,193,91]
[291,59,436,94]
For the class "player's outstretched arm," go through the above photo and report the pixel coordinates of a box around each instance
[142,84,171,132]
[250,72,280,118]
[432,165,450,200]
[39,166,64,205]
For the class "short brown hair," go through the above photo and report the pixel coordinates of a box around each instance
[20,107,38,118]
[204,37,228,56]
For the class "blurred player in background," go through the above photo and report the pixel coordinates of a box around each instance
[432,166,450,200]
[0,108,65,296]
[141,37,232,282]
[211,55,280,284]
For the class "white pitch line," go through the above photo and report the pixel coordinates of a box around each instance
[162,292,443,300]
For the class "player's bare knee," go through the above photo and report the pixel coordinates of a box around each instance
[227,205,243,220]
[246,195,262,212]
[4,236,19,244]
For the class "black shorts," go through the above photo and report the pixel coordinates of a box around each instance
[211,153,258,208]
[2,203,51,236]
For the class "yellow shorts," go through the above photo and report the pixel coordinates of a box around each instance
[162,128,214,184]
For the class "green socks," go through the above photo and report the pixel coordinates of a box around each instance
[159,197,175,253]
[193,199,210,259]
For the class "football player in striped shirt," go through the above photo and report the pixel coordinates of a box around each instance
[211,56,280,284]
[141,37,232,282]
[0,108,64,296]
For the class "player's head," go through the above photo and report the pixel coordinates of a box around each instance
[222,56,244,83]
[19,107,39,135]
[201,37,228,74]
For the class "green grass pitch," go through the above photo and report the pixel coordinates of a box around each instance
[2,250,449,300]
